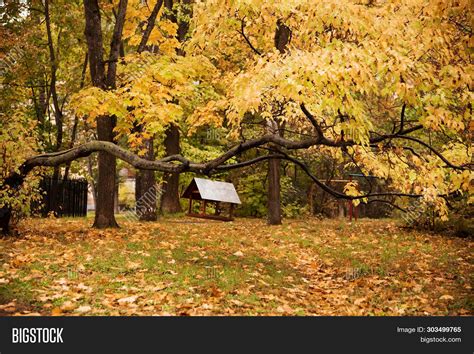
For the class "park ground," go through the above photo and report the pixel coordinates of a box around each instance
[0,216,472,316]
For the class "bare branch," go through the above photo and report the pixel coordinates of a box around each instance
[238,17,262,56]
[106,0,128,88]
[137,0,164,53]
[394,135,472,170]
[366,199,407,212]
[278,151,422,200]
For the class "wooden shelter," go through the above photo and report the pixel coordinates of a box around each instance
[181,178,241,221]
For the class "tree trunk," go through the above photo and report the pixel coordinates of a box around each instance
[83,0,127,228]
[157,0,190,214]
[87,155,97,210]
[132,1,165,220]
[266,18,291,225]
[45,0,64,215]
[94,116,119,228]
[160,124,182,213]
[63,52,88,181]
[0,207,12,235]
[114,170,119,213]
[267,157,282,225]
[136,139,157,220]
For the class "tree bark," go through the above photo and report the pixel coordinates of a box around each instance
[87,155,97,210]
[158,0,191,213]
[266,19,291,225]
[267,120,282,225]
[45,0,64,214]
[160,124,182,213]
[136,139,158,220]
[94,116,118,227]
[83,0,128,228]
[267,156,282,225]
[63,52,88,181]
[133,1,166,221]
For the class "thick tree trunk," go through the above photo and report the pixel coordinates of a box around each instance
[0,207,12,235]
[93,116,119,228]
[266,118,282,225]
[83,0,127,228]
[160,124,182,213]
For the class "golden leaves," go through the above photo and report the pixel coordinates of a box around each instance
[343,181,363,206]
[1,217,471,316]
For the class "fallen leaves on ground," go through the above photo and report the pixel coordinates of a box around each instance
[0,217,472,316]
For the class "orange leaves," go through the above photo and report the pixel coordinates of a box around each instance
[0,217,472,316]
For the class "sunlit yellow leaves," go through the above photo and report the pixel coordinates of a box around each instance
[71,52,222,146]
[187,0,474,223]
[422,106,466,132]
[187,99,227,134]
[344,181,363,206]
[71,87,128,123]
[0,106,43,216]
[121,0,180,55]
[191,0,471,143]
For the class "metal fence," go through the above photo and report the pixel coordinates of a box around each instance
[35,177,88,217]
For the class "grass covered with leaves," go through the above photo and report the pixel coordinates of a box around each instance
[0,217,472,316]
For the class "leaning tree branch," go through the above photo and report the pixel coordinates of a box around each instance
[137,0,164,53]
[273,149,423,200]
[300,103,327,140]
[4,137,311,189]
[392,135,472,170]
[106,0,128,89]
[238,17,263,56]
[4,123,468,196]
[366,199,408,213]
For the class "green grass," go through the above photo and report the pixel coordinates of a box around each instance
[0,217,472,315]
[0,278,36,308]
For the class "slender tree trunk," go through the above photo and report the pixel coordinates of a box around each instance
[45,0,63,154]
[158,0,191,213]
[136,139,157,220]
[64,52,88,181]
[115,171,119,213]
[30,2,48,135]
[132,1,165,221]
[266,19,291,225]
[45,0,64,215]
[160,124,182,213]
[267,120,282,225]
[87,155,97,210]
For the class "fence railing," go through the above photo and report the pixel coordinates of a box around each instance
[34,178,88,217]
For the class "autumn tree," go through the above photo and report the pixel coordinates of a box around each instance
[1,0,90,231]
[2,0,473,234]
[188,0,473,222]
[82,0,128,228]
[159,0,192,215]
